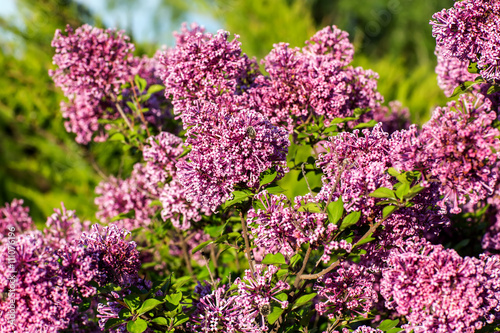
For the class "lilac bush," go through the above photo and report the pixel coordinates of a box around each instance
[4,2,500,331]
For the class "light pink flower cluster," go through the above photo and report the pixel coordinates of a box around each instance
[431,0,500,83]
[0,199,34,238]
[381,241,500,332]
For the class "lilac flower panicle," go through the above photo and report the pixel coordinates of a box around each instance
[0,199,34,237]
[381,242,500,332]
[435,45,479,97]
[143,131,184,185]
[177,100,289,211]
[395,94,500,213]
[303,25,355,66]
[44,203,91,249]
[79,224,141,287]
[315,261,378,320]
[95,163,159,230]
[370,101,411,134]
[431,0,500,83]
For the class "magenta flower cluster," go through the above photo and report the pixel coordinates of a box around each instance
[431,0,500,83]
[381,241,500,332]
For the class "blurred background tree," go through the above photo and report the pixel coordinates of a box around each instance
[0,0,454,222]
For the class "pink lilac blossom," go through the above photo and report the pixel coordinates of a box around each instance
[50,24,134,143]
[235,265,290,330]
[44,203,91,249]
[381,241,500,333]
[95,163,159,230]
[395,94,500,214]
[143,131,184,185]
[248,191,350,261]
[303,25,354,66]
[431,0,500,83]
[369,101,411,134]
[0,199,34,237]
[249,38,382,132]
[176,100,289,211]
[435,45,479,97]
[315,261,378,320]
[187,283,262,333]
[316,123,395,216]
[160,23,258,122]
[50,25,170,144]
[0,231,96,332]
[79,224,141,287]
[160,178,212,230]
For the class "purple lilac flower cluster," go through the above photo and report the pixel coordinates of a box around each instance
[176,99,289,211]
[248,191,350,261]
[0,202,141,332]
[395,94,500,213]
[381,241,500,332]
[95,163,159,230]
[50,25,170,143]
[431,0,500,83]
[249,26,383,131]
[80,224,141,287]
[315,261,378,320]
[0,199,34,238]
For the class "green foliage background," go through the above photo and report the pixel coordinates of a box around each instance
[0,0,453,222]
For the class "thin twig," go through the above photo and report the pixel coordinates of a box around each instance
[240,211,255,275]
[293,245,312,289]
[129,78,151,138]
[178,232,193,276]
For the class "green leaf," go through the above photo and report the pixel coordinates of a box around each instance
[173,314,189,327]
[108,132,125,141]
[150,317,169,326]
[352,119,377,129]
[222,190,252,209]
[369,187,396,199]
[339,211,361,230]
[329,117,357,124]
[147,84,165,94]
[356,235,375,246]
[137,299,165,315]
[267,307,284,324]
[290,253,302,267]
[487,85,500,95]
[134,75,148,93]
[293,293,317,309]
[165,292,183,306]
[262,253,287,265]
[105,318,125,329]
[383,205,397,218]
[379,319,399,331]
[109,210,136,223]
[127,318,148,333]
[260,170,278,186]
[297,202,322,213]
[266,185,285,194]
[387,328,403,333]
[326,198,344,225]
[396,183,410,200]
[274,292,288,302]
[191,240,214,254]
[467,62,479,74]
[124,294,141,312]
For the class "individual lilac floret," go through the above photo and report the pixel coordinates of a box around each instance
[315,261,378,320]
[381,241,500,333]
[143,131,184,185]
[95,163,159,230]
[0,199,34,237]
[79,224,141,287]
[187,283,261,333]
[435,45,479,97]
[177,101,289,211]
[160,178,212,230]
[395,94,500,213]
[431,0,500,83]
[160,23,258,120]
[303,25,354,66]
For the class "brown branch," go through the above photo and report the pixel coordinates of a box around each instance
[240,211,255,274]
